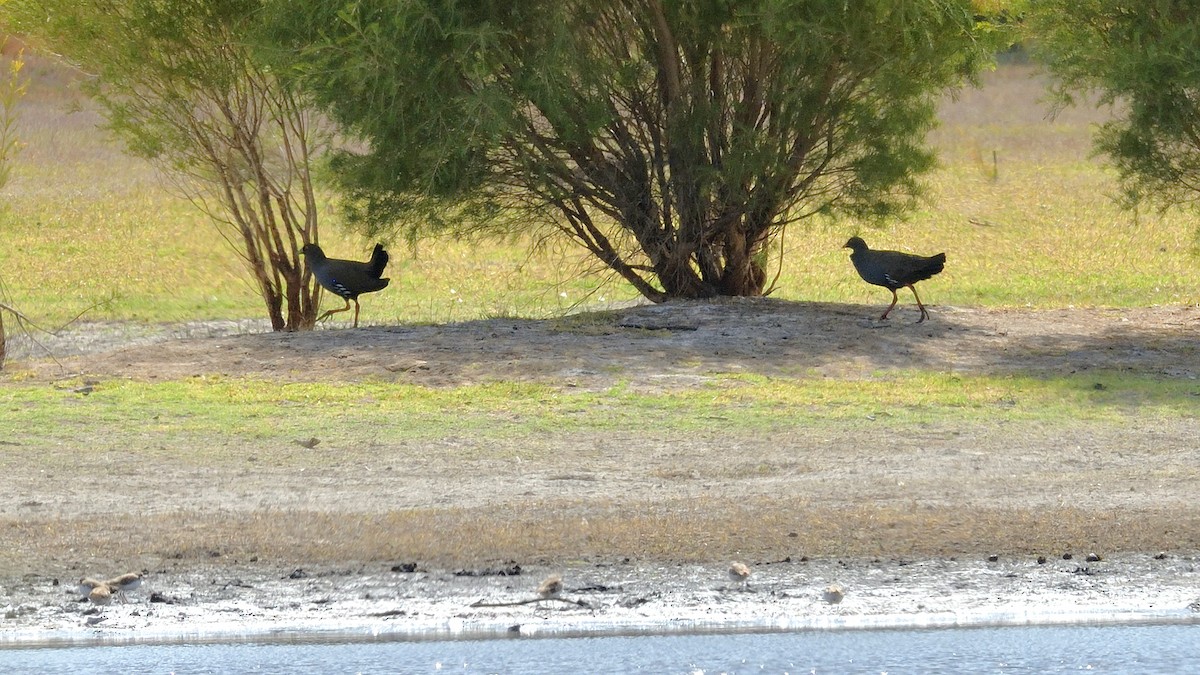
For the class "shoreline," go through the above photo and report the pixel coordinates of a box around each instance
[4,304,1199,648]
[6,610,1199,650]
[4,553,1199,647]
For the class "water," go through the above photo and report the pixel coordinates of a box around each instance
[3,623,1198,674]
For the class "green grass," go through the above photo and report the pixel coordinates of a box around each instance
[0,61,1196,328]
[3,371,1195,469]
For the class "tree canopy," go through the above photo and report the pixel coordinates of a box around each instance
[264,0,1002,301]
[1031,1,1200,214]
[9,0,327,330]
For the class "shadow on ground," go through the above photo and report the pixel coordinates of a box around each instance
[21,299,1196,389]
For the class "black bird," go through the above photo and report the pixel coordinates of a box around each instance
[301,243,390,328]
[844,236,945,323]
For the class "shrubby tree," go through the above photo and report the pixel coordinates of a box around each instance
[1032,1,1200,218]
[9,0,327,330]
[264,0,1000,300]
[0,43,27,367]
[0,40,23,190]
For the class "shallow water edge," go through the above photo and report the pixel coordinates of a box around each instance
[5,603,1200,650]
[4,554,1200,650]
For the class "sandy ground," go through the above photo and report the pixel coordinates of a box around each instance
[2,299,1200,642]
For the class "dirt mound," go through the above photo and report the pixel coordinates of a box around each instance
[36,300,1200,386]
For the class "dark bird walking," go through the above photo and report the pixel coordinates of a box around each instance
[844,236,945,323]
[301,243,390,328]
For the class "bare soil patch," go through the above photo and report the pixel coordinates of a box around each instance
[4,300,1200,576]
[33,299,1200,384]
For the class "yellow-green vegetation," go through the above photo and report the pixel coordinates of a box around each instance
[3,371,1195,465]
[0,62,1195,328]
[0,42,26,190]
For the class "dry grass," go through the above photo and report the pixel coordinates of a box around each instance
[795,65,1197,310]
[0,59,1196,329]
[0,54,640,327]
[8,498,1198,570]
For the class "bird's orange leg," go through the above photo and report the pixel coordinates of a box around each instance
[908,285,930,323]
[352,299,361,328]
[317,298,352,324]
[879,289,900,320]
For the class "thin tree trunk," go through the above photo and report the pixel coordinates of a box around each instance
[716,229,766,296]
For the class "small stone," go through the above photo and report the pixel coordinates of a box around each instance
[987,555,999,563]
[1086,553,1102,563]
[1036,556,1047,565]
[1062,553,1073,560]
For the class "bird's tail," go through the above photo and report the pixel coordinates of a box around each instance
[923,253,947,277]
[368,244,389,278]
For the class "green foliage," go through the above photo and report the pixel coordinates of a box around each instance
[262,0,1005,299]
[0,46,26,191]
[0,44,29,369]
[1031,1,1200,214]
[7,0,326,330]
[4,61,1192,328]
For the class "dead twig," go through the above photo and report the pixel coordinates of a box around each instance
[469,596,589,608]
[0,300,59,369]
[50,292,117,335]
[0,290,114,369]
